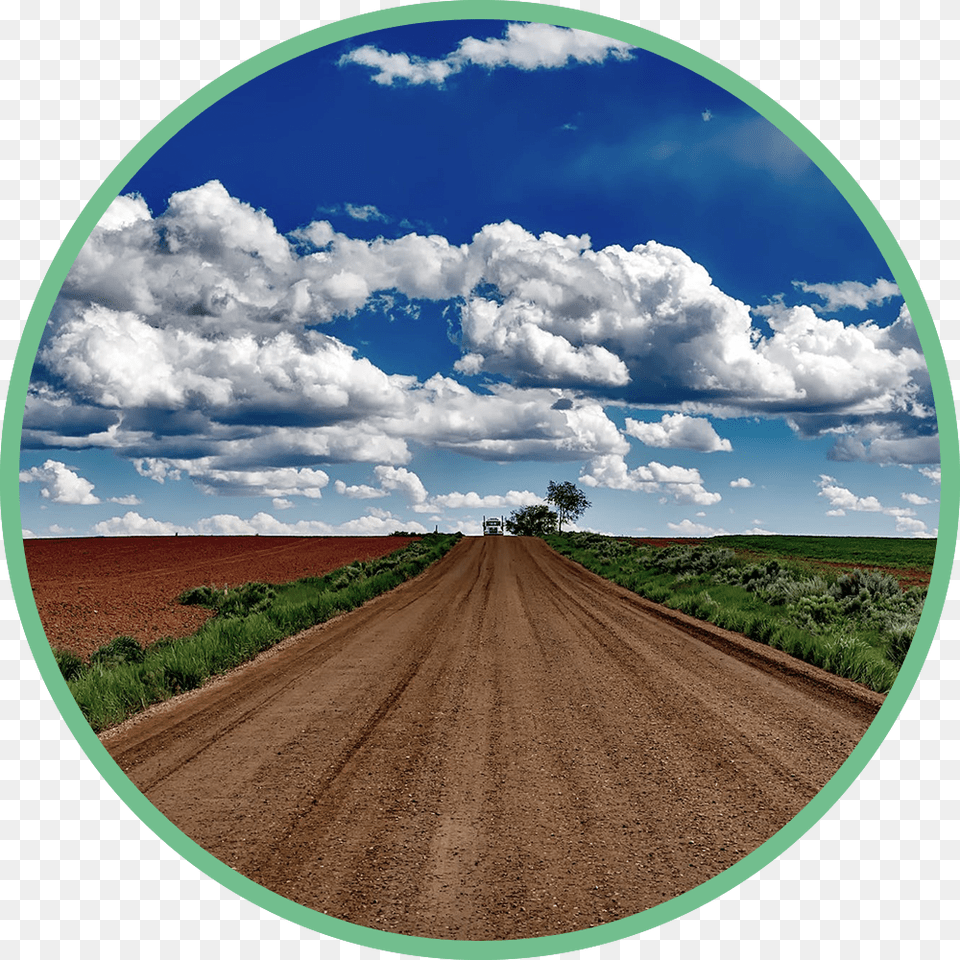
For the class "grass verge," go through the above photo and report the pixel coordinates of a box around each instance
[545,533,923,694]
[57,533,462,732]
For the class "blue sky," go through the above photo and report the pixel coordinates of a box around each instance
[19,20,941,539]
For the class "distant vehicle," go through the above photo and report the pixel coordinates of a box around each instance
[482,515,504,536]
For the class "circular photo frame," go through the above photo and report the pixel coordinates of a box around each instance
[6,3,956,956]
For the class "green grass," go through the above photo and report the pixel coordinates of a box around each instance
[56,533,462,732]
[545,532,921,694]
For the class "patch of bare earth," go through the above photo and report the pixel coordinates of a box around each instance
[103,537,882,941]
[24,535,419,658]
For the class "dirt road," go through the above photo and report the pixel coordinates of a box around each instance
[103,536,883,941]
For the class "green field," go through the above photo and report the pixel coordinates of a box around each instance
[702,535,937,570]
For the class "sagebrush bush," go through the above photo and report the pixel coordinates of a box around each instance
[829,568,903,601]
[788,594,844,629]
[758,574,830,605]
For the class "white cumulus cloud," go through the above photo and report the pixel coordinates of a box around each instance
[416,489,543,513]
[96,192,152,231]
[40,304,411,426]
[401,378,629,462]
[893,516,934,537]
[90,508,434,538]
[455,296,630,387]
[339,23,634,87]
[816,475,932,536]
[20,460,100,505]
[344,203,388,222]
[816,475,883,513]
[193,466,331,499]
[135,459,182,483]
[580,454,722,505]
[729,477,754,488]
[667,518,729,537]
[334,479,388,499]
[92,512,194,536]
[110,494,142,506]
[194,511,429,537]
[333,466,427,504]
[131,461,332,500]
[374,465,428,504]
[793,277,899,312]
[624,413,732,452]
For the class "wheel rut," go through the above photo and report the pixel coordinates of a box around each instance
[102,536,884,941]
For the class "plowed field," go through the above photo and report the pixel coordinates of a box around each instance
[102,536,883,942]
[24,535,418,657]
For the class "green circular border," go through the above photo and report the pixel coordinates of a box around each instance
[4,3,956,956]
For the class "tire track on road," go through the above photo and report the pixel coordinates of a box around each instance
[103,536,883,940]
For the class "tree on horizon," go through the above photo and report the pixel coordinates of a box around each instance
[546,480,591,533]
[504,504,558,537]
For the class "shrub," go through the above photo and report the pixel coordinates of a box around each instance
[54,648,84,681]
[89,635,146,668]
[886,624,915,668]
[829,568,902,601]
[788,594,844,629]
[820,634,899,692]
[642,584,673,605]
[679,590,719,621]
[759,574,830,605]
[179,582,276,617]
[746,617,777,644]
[160,661,204,695]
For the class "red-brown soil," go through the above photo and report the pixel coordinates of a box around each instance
[102,537,883,942]
[24,535,418,657]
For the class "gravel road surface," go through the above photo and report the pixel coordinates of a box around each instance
[103,536,883,941]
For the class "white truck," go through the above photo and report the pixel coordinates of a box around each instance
[482,515,504,536]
